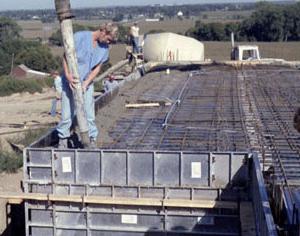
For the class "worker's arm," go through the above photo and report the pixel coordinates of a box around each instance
[82,63,102,92]
[63,55,77,89]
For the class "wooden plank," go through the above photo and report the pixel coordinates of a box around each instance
[125,102,172,108]
[0,193,237,209]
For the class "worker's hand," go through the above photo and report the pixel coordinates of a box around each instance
[66,74,76,90]
[82,80,90,93]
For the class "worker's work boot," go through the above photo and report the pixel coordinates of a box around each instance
[58,138,68,149]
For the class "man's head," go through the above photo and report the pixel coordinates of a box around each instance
[98,23,118,44]
[107,74,115,81]
[50,70,60,78]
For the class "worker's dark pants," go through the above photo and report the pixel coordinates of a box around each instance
[131,36,139,54]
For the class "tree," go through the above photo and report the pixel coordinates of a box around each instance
[240,2,284,41]
[0,18,62,76]
[283,3,300,41]
[186,21,231,41]
[15,45,60,72]
[186,2,300,42]
[0,17,21,42]
[117,25,130,44]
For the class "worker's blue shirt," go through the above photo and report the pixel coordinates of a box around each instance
[74,31,109,82]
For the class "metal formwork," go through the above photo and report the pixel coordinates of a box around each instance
[24,150,248,193]
[24,150,276,236]
[26,203,241,236]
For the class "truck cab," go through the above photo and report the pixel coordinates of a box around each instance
[231,45,261,61]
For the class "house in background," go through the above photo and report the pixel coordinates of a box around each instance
[11,64,49,80]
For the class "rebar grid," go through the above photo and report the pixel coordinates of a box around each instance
[101,66,249,152]
[243,66,300,186]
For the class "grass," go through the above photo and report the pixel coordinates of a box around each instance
[0,127,50,173]
[0,76,54,97]
[0,151,22,173]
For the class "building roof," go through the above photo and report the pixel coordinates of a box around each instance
[15,64,49,77]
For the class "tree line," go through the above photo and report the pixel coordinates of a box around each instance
[187,2,300,42]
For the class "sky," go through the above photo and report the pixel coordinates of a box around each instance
[0,0,294,11]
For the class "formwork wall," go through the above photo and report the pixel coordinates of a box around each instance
[23,150,277,236]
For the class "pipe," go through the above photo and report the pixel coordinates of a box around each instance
[231,32,235,48]
[54,0,90,148]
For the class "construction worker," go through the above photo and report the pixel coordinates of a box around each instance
[103,74,118,93]
[50,70,62,117]
[56,23,118,148]
[52,70,62,99]
[129,22,140,54]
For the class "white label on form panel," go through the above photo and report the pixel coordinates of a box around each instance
[62,157,72,173]
[121,214,138,224]
[191,162,201,178]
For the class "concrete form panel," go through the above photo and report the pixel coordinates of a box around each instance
[101,152,127,186]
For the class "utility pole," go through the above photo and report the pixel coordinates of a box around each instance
[54,0,90,148]
[10,53,14,75]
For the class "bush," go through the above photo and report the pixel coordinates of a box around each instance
[0,77,44,96]
[37,76,54,88]
[0,151,22,173]
[117,25,130,44]
[0,127,49,173]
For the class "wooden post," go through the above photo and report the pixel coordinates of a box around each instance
[54,0,90,147]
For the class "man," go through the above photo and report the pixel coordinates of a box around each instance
[50,70,62,117]
[51,70,62,99]
[57,23,118,148]
[103,74,119,93]
[129,22,139,54]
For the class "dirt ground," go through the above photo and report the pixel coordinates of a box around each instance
[0,88,60,235]
[0,89,60,139]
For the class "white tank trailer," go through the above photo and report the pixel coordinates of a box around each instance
[143,32,205,62]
